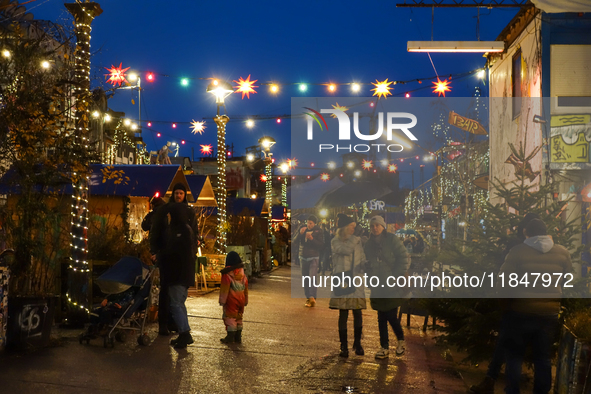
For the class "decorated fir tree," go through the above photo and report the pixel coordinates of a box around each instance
[424,141,585,363]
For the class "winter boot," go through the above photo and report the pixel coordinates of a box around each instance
[170,331,194,349]
[352,326,364,356]
[220,331,236,344]
[235,329,242,344]
[469,376,495,394]
[339,329,349,358]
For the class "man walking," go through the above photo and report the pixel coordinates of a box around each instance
[150,183,198,349]
[293,215,324,307]
[499,218,572,393]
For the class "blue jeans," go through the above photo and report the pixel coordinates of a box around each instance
[377,308,404,349]
[168,285,190,334]
[503,311,557,394]
[301,257,319,299]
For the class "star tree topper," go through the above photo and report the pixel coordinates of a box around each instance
[233,75,258,99]
[371,79,394,99]
[104,63,130,87]
[432,77,451,97]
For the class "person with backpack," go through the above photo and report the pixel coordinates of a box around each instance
[150,183,198,349]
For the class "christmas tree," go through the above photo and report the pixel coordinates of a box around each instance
[424,141,586,363]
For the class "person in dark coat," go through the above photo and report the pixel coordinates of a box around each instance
[293,214,324,307]
[141,196,165,232]
[150,183,198,349]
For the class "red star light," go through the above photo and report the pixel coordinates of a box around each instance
[432,77,451,97]
[362,159,373,171]
[388,164,398,173]
[233,75,258,99]
[260,174,268,182]
[104,63,130,87]
[287,158,298,168]
[320,173,330,182]
[200,144,212,155]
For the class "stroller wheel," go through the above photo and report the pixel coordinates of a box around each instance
[137,334,150,346]
[115,331,127,342]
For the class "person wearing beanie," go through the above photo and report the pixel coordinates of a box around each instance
[329,214,367,358]
[219,251,249,344]
[149,182,198,348]
[293,213,324,307]
[141,196,165,232]
[364,215,409,359]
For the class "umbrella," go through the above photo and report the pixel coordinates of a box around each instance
[315,181,392,208]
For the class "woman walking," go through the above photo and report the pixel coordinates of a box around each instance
[329,214,367,358]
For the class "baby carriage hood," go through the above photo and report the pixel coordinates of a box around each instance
[95,256,150,294]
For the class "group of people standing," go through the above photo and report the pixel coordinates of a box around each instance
[294,213,410,359]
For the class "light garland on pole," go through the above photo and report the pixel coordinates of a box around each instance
[64,1,102,317]
[215,114,229,253]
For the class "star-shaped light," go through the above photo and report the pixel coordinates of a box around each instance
[362,159,373,171]
[200,144,212,155]
[104,63,130,87]
[432,77,451,97]
[371,79,394,99]
[191,120,206,135]
[260,174,268,182]
[330,103,349,118]
[388,164,398,173]
[233,75,258,99]
[287,158,298,168]
[320,173,330,182]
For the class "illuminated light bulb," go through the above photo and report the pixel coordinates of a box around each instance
[124,119,131,126]
[246,153,254,162]
[311,163,315,167]
[172,142,177,146]
[299,84,307,92]
[41,60,50,69]
[131,123,138,130]
[477,69,486,79]
[2,49,10,58]
[92,111,100,118]
[354,170,362,177]
[340,174,344,177]
[381,159,388,166]
[319,209,328,217]
[146,72,154,81]
[128,73,138,81]
[181,140,186,145]
[157,133,161,137]
[351,83,360,92]
[276,118,281,123]
[370,102,374,107]
[104,114,111,122]
[227,151,231,157]
[246,119,254,128]
[292,176,295,180]
[251,193,257,199]
[280,163,289,173]
[270,84,279,93]
[327,161,336,170]
[172,123,177,128]
[212,79,219,86]
[405,92,410,98]
[415,156,419,160]
[400,158,404,162]
[328,84,336,92]
[307,176,311,179]
[346,161,354,169]
[181,78,189,86]
[147,122,152,127]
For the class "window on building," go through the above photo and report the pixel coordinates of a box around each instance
[512,50,522,118]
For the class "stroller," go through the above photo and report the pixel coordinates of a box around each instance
[79,256,155,348]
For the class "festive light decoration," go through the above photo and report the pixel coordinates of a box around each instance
[362,159,373,170]
[388,164,398,173]
[146,72,154,82]
[190,120,206,135]
[147,122,152,127]
[260,174,268,182]
[351,83,361,92]
[2,49,9,58]
[432,77,451,97]
[246,119,255,128]
[233,75,258,99]
[299,83,307,92]
[327,84,336,92]
[328,161,336,169]
[320,173,330,182]
[330,103,348,118]
[287,158,297,168]
[41,60,50,69]
[371,79,394,98]
[405,92,410,98]
[200,144,212,155]
[276,118,281,123]
[269,84,279,93]
[172,123,177,128]
[181,78,189,86]
[157,132,161,137]
[104,63,129,87]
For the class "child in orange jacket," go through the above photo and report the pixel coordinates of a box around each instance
[219,251,248,344]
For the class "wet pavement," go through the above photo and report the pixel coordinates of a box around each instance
[0,266,471,393]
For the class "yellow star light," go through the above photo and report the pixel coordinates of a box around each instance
[432,77,451,97]
[200,144,212,155]
[287,158,298,168]
[233,75,258,99]
[330,103,349,118]
[320,173,330,182]
[388,164,398,173]
[190,120,206,135]
[371,79,394,99]
[362,159,373,170]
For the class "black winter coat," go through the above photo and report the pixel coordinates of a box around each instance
[150,201,198,287]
